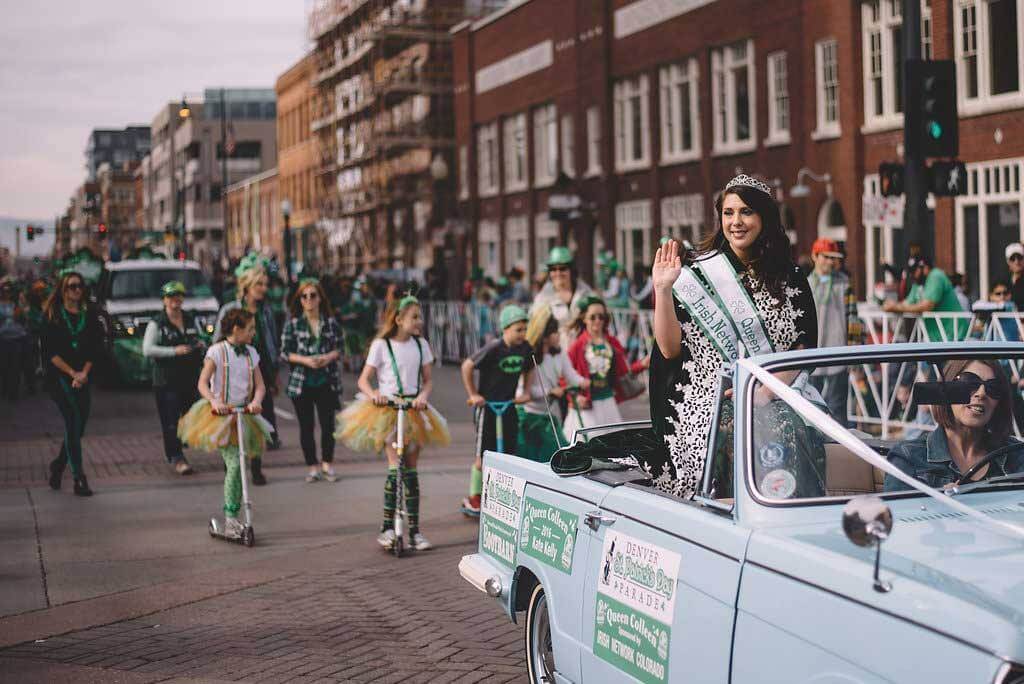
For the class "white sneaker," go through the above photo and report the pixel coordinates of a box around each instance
[411,532,432,551]
[321,465,338,482]
[224,517,245,539]
[377,529,397,549]
[305,469,322,483]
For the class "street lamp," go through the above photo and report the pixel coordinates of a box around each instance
[790,167,833,199]
[178,99,191,120]
[176,99,191,260]
[281,199,292,285]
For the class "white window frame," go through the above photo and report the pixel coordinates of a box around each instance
[613,74,651,172]
[660,194,705,247]
[560,113,575,178]
[458,144,469,200]
[659,58,701,164]
[535,213,559,273]
[477,122,500,198]
[585,106,602,177]
[505,215,529,273]
[711,40,756,156]
[765,51,790,146]
[954,158,1024,299]
[861,0,935,133]
[615,200,653,272]
[503,113,528,193]
[813,38,841,140]
[954,0,1024,117]
[533,103,558,188]
[478,219,501,278]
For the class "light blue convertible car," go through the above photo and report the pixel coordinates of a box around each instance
[459,343,1024,683]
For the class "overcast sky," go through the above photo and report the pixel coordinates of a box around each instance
[0,1,309,221]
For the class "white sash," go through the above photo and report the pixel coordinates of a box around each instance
[672,252,775,362]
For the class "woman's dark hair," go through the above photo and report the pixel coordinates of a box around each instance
[221,308,255,339]
[44,271,87,322]
[572,295,608,335]
[697,184,794,296]
[289,280,335,318]
[933,359,1013,445]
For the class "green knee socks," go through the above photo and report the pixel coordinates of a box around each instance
[381,467,421,535]
[469,464,482,498]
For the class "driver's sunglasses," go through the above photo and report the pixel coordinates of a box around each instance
[954,371,1003,400]
[300,291,319,300]
[65,282,83,291]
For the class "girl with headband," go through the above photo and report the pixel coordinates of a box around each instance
[336,295,450,551]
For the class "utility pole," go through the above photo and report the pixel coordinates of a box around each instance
[902,0,929,260]
[220,88,229,264]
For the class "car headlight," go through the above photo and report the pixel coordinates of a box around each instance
[114,315,135,336]
[194,314,216,336]
[995,662,1024,684]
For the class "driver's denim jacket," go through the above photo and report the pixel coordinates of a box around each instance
[884,428,1023,491]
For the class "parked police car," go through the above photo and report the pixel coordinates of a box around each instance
[461,343,1024,683]
[96,259,218,384]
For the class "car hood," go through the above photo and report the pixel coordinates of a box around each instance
[105,297,219,315]
[747,493,1024,660]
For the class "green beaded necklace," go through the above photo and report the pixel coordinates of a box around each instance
[61,306,86,350]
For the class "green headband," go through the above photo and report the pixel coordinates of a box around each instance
[299,277,320,288]
[397,295,419,312]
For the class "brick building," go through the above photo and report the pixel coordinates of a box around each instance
[97,161,139,248]
[225,168,280,262]
[276,53,322,270]
[453,0,1024,299]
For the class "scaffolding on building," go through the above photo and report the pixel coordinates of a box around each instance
[308,0,505,274]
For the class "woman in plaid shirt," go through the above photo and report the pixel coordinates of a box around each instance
[280,278,343,482]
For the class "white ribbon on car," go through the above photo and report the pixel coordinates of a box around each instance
[672,252,775,363]
[741,358,1024,541]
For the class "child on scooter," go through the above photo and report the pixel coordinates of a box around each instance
[459,304,535,515]
[178,309,271,539]
[336,295,450,551]
[517,305,590,462]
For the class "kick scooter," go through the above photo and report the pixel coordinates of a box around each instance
[208,407,256,547]
[384,397,423,558]
[461,399,516,517]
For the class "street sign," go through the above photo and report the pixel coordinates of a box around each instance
[548,171,581,222]
[928,160,968,196]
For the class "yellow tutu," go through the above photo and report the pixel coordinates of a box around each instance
[178,398,274,456]
[334,397,451,454]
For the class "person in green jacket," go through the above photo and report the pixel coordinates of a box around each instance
[883,256,966,341]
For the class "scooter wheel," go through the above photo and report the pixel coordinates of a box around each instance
[243,527,255,547]
[392,535,403,558]
[208,519,217,537]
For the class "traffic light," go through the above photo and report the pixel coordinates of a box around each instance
[26,225,35,241]
[98,223,108,238]
[928,160,968,196]
[879,162,905,197]
[906,59,958,158]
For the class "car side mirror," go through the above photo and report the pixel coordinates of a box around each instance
[842,495,893,593]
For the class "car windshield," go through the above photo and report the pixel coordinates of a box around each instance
[108,269,212,299]
[741,350,1024,503]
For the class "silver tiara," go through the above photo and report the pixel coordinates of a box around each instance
[725,174,773,196]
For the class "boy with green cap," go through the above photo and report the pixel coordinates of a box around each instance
[459,304,535,515]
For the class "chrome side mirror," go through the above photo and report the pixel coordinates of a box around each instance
[842,495,893,593]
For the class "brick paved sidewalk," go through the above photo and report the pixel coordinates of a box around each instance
[1,541,527,683]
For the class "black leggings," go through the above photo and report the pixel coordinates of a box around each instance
[291,384,338,465]
[47,377,91,478]
[260,364,279,436]
[154,384,197,463]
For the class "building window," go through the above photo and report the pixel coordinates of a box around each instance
[660,58,700,162]
[711,40,755,154]
[478,220,500,278]
[505,215,529,273]
[814,39,841,138]
[765,51,790,144]
[615,200,652,273]
[458,145,469,199]
[613,74,651,171]
[560,114,575,177]
[955,0,1022,112]
[477,122,499,197]
[211,184,222,201]
[862,1,934,127]
[533,104,558,187]
[503,113,528,192]
[535,213,559,271]
[585,106,602,176]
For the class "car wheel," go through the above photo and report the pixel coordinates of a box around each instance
[525,583,556,684]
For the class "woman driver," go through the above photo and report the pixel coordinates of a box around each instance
[884,359,1024,491]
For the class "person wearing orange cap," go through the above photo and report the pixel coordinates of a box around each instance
[808,238,850,423]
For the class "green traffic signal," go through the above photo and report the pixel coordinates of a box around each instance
[927,121,943,140]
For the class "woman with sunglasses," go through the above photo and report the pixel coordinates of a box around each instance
[40,271,104,496]
[531,246,594,349]
[563,296,630,440]
[281,278,342,482]
[884,359,1024,491]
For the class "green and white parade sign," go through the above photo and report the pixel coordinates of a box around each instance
[594,531,681,684]
[518,497,577,574]
[480,467,526,569]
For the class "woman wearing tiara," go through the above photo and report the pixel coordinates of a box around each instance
[638,174,818,498]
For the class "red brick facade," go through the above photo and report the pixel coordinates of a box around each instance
[454,0,1024,299]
